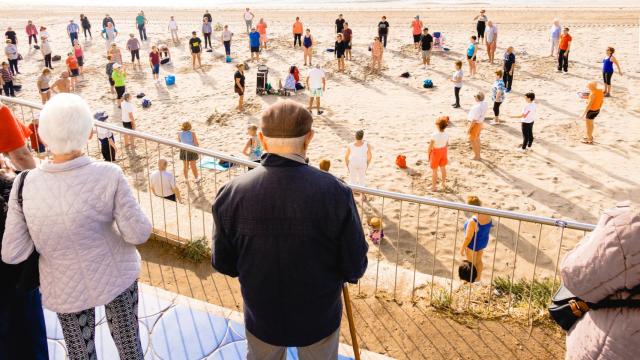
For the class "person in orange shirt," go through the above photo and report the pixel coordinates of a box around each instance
[557,27,572,73]
[256,18,267,50]
[65,52,79,91]
[581,81,604,144]
[0,103,35,170]
[410,15,423,50]
[292,17,303,48]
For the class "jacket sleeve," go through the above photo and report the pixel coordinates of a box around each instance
[338,188,369,283]
[560,208,638,302]
[1,176,35,264]
[113,168,152,245]
[211,187,239,277]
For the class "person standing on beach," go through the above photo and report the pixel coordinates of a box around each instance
[95,114,117,162]
[244,8,255,33]
[202,18,213,50]
[0,62,15,97]
[73,40,85,74]
[136,11,148,41]
[189,31,202,70]
[371,36,384,73]
[580,82,604,145]
[602,47,622,97]
[460,195,492,280]
[177,121,201,183]
[257,18,268,50]
[303,29,313,66]
[335,14,345,34]
[473,10,487,45]
[485,20,498,64]
[342,23,353,60]
[41,35,52,69]
[502,46,515,93]
[212,101,368,360]
[109,43,123,65]
[203,10,212,24]
[67,19,80,46]
[51,71,71,94]
[149,45,160,82]
[126,34,141,69]
[25,20,38,46]
[345,130,373,187]
[557,27,572,73]
[37,68,52,103]
[335,34,346,72]
[509,92,536,153]
[428,116,449,192]
[105,55,115,94]
[293,17,303,47]
[4,27,17,45]
[121,92,136,148]
[490,70,506,125]
[467,36,477,76]
[377,16,390,48]
[450,60,463,108]
[221,25,233,58]
[80,14,92,40]
[467,92,487,160]
[168,16,179,44]
[549,18,561,57]
[102,14,115,29]
[65,52,79,91]
[242,124,263,162]
[234,63,245,112]
[306,64,326,115]
[411,16,423,50]
[102,22,118,52]
[111,63,127,107]
[4,40,19,75]
[249,27,261,61]
[419,27,433,69]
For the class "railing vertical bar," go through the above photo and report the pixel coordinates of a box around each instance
[551,226,567,295]
[507,220,523,313]
[527,223,544,321]
[199,155,206,242]
[487,217,502,308]
[358,193,365,295]
[429,206,440,302]
[450,210,461,298]
[170,146,180,242]
[143,140,156,239]
[393,201,403,299]
[374,197,385,294]
[411,204,421,301]
[157,144,168,242]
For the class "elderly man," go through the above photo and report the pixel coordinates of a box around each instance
[212,100,368,359]
[67,19,80,46]
[150,158,181,202]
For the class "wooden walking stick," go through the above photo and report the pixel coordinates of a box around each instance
[343,283,361,360]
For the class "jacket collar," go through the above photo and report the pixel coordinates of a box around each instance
[260,153,307,167]
[39,155,93,173]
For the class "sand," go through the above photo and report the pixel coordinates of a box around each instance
[4,7,640,290]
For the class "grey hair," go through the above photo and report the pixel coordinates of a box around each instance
[38,94,93,155]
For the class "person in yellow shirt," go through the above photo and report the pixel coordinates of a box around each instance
[292,17,303,47]
[581,81,604,144]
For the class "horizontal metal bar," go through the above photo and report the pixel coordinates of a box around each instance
[1,95,596,232]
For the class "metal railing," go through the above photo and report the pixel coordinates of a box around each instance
[2,95,596,321]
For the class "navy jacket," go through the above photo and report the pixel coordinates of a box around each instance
[212,154,368,347]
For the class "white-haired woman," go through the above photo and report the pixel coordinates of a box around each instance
[1,94,151,360]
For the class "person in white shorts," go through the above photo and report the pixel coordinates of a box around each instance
[244,8,255,33]
[168,16,179,44]
[345,129,373,188]
[306,64,326,115]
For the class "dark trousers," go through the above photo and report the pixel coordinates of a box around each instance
[83,27,92,39]
[2,80,15,97]
[204,33,212,48]
[69,32,78,45]
[44,53,52,69]
[164,194,177,202]
[493,101,502,117]
[8,59,18,74]
[138,24,147,40]
[379,33,388,47]
[28,34,38,45]
[503,72,513,91]
[558,49,569,72]
[223,41,231,55]
[521,122,534,149]
[454,86,461,106]
[100,137,116,162]
[0,288,49,360]
[294,33,302,47]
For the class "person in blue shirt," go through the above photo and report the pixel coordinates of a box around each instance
[460,195,492,281]
[466,35,477,77]
[249,27,261,61]
[66,19,79,45]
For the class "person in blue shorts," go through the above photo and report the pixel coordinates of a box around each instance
[460,195,492,281]
[149,45,160,82]
[249,27,261,61]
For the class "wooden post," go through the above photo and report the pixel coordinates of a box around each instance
[343,283,361,360]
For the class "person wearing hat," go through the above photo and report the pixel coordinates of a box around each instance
[467,91,488,160]
[212,100,368,359]
[411,15,423,49]
[111,63,127,106]
[234,63,245,112]
[67,19,80,46]
[95,112,117,162]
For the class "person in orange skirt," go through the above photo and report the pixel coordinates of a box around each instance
[428,116,449,191]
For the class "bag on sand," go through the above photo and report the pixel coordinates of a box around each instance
[395,155,407,169]
[52,55,61,61]
[142,99,152,108]
[423,79,434,88]
[400,72,410,78]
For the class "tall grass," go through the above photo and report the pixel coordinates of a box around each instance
[492,276,556,311]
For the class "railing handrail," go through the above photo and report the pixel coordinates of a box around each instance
[1,95,596,232]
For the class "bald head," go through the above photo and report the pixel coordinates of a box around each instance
[158,158,168,170]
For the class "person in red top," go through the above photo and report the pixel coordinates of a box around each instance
[557,27,572,73]
[256,18,267,50]
[0,103,35,170]
[65,52,79,91]
[25,20,38,46]
[342,22,353,60]
[149,45,160,82]
[28,116,45,154]
[411,15,423,49]
[292,17,303,47]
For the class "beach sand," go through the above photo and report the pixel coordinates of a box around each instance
[4,6,640,304]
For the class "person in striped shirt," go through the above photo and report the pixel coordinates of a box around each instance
[66,19,80,45]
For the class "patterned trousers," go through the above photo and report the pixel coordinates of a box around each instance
[57,281,143,360]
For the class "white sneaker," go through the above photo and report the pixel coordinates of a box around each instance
[490,120,499,125]
[517,148,527,153]
[194,176,202,183]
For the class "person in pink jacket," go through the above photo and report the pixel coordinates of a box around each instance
[560,202,640,359]
[25,20,38,46]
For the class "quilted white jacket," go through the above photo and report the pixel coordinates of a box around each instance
[1,156,152,313]
[561,204,640,360]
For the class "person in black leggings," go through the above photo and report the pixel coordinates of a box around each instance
[80,14,92,39]
[473,10,487,44]
[510,92,536,152]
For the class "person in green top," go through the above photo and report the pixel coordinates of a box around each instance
[111,63,127,107]
[136,11,147,41]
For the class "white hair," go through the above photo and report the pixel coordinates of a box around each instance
[39,93,93,155]
[262,135,306,152]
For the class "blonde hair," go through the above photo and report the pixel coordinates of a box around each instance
[467,195,482,206]
[319,159,331,171]
[181,121,192,131]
